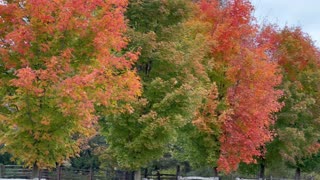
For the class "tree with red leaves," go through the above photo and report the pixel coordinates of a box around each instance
[0,0,140,172]
[194,0,283,173]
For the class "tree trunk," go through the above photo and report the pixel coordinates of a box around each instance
[157,170,160,180]
[134,169,141,180]
[176,165,180,180]
[259,162,265,179]
[295,167,301,180]
[213,167,218,177]
[144,168,148,178]
[183,162,191,174]
[32,163,39,178]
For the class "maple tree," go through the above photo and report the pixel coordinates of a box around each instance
[0,0,140,170]
[171,12,225,176]
[191,0,283,173]
[100,0,211,171]
[1,0,319,178]
[264,26,320,180]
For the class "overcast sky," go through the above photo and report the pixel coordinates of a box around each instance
[251,0,320,47]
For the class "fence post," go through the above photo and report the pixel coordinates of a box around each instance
[39,169,42,180]
[176,165,180,180]
[32,163,39,178]
[144,168,148,178]
[134,169,141,180]
[0,165,4,178]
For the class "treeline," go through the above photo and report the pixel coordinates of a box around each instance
[0,0,320,179]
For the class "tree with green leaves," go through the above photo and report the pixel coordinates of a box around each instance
[100,0,212,173]
[0,0,140,175]
[265,27,320,180]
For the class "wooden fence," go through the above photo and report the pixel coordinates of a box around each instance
[0,165,32,179]
[2,166,311,180]
[144,172,219,180]
[0,166,222,180]
[145,172,177,180]
[179,177,219,180]
[0,165,100,180]
[0,165,152,180]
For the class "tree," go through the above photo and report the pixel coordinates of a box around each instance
[194,0,283,173]
[172,17,228,174]
[171,5,229,175]
[100,0,211,171]
[264,27,320,180]
[0,0,140,171]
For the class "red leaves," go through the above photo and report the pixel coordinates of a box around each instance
[276,27,320,79]
[198,0,283,173]
[11,67,43,95]
[218,50,283,172]
[11,67,35,88]
[200,0,255,58]
[2,0,140,111]
[6,26,33,50]
[1,0,141,168]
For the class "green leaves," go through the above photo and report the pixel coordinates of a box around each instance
[265,27,320,171]
[127,0,192,33]
[101,0,209,170]
[0,0,141,169]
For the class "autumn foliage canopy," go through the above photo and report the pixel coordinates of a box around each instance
[0,0,319,175]
[194,0,283,172]
[0,0,140,168]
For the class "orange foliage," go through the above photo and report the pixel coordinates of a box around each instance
[1,0,140,128]
[198,0,283,173]
[0,0,140,168]
[271,27,320,80]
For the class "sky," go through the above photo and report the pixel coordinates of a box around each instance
[251,0,320,47]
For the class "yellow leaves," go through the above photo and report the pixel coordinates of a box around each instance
[123,103,134,114]
[40,43,50,52]
[25,141,34,149]
[0,114,8,122]
[78,125,95,137]
[40,116,50,126]
[139,111,157,123]
[193,83,224,136]
[33,131,40,140]
[1,0,138,170]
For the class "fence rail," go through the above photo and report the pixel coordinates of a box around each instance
[0,165,32,179]
[0,165,95,180]
[0,165,138,180]
[179,177,219,180]
[0,166,315,180]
